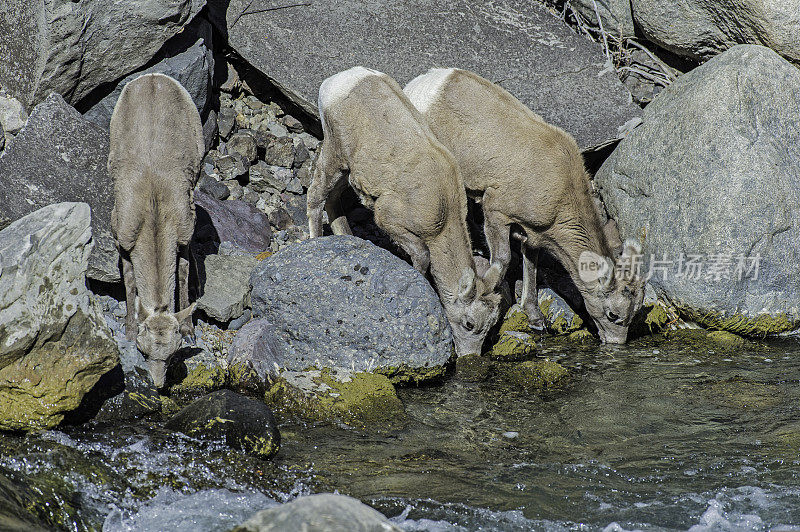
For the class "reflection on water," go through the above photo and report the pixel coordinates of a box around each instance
[2,334,799,531]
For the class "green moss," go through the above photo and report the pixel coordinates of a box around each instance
[455,353,491,383]
[707,376,782,410]
[644,303,671,333]
[498,307,534,335]
[537,298,583,334]
[242,434,280,459]
[264,369,404,427]
[490,331,536,361]
[706,330,746,348]
[169,363,227,400]
[566,329,596,344]
[677,306,798,338]
[504,360,569,391]
[376,362,448,385]
[227,362,266,396]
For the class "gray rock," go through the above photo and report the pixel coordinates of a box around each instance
[260,134,295,167]
[216,152,250,180]
[0,93,119,282]
[248,161,286,194]
[0,94,27,134]
[285,177,304,195]
[0,469,51,531]
[219,106,237,139]
[232,494,401,532]
[198,173,231,200]
[298,132,320,151]
[249,236,452,382]
[227,130,258,163]
[0,0,205,108]
[0,203,119,431]
[194,190,272,254]
[166,389,280,459]
[220,0,640,149]
[569,0,636,39]
[196,253,258,322]
[203,110,219,153]
[83,20,214,129]
[631,0,800,64]
[292,140,310,168]
[229,309,252,331]
[595,45,800,336]
[282,114,303,133]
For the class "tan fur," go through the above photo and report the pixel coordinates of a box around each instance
[307,67,501,356]
[109,73,204,386]
[405,68,644,343]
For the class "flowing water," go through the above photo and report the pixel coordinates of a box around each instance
[2,333,799,531]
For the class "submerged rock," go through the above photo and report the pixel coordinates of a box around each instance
[595,45,800,337]
[232,493,402,532]
[503,360,569,392]
[219,0,640,149]
[166,389,280,459]
[249,236,452,383]
[0,468,50,531]
[0,203,119,431]
[0,93,119,282]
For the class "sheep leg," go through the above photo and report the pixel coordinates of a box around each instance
[307,142,350,237]
[120,249,137,342]
[482,207,512,290]
[373,198,430,273]
[178,245,195,340]
[326,179,353,236]
[520,246,546,330]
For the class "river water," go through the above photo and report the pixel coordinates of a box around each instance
[2,333,798,531]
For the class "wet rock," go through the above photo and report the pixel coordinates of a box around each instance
[260,134,296,168]
[537,288,584,334]
[632,0,800,64]
[0,94,27,135]
[503,360,569,392]
[0,468,51,531]
[233,493,401,532]
[490,331,537,361]
[0,203,119,431]
[196,253,257,322]
[220,0,640,149]
[595,45,800,337]
[706,330,747,349]
[249,236,452,384]
[227,130,258,163]
[83,20,215,129]
[455,354,492,383]
[168,347,228,400]
[166,389,280,459]
[194,190,272,254]
[198,173,231,200]
[0,0,205,108]
[0,93,119,282]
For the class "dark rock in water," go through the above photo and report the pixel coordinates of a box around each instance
[219,0,640,148]
[198,173,231,200]
[0,93,119,282]
[249,236,452,383]
[0,468,50,531]
[232,493,401,532]
[0,0,205,108]
[83,19,215,129]
[165,389,280,459]
[595,45,800,336]
[193,190,272,254]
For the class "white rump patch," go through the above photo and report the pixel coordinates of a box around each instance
[318,66,386,129]
[403,68,455,113]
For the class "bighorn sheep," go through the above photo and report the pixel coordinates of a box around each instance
[404,68,644,343]
[109,73,204,387]
[307,67,501,356]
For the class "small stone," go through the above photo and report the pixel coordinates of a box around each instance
[294,163,312,188]
[242,187,260,205]
[268,206,293,230]
[198,173,231,200]
[0,95,27,134]
[502,431,519,439]
[227,130,258,163]
[216,152,250,181]
[245,95,264,111]
[285,177,303,194]
[491,331,536,361]
[218,106,236,139]
[505,360,569,391]
[196,253,258,322]
[283,114,303,133]
[235,112,250,130]
[226,180,244,200]
[249,161,286,193]
[292,139,309,167]
[262,135,295,167]
[267,101,284,117]
[298,132,320,151]
[267,121,289,138]
[229,309,251,331]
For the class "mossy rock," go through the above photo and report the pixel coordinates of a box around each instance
[490,331,536,361]
[706,376,782,410]
[566,329,596,344]
[537,295,583,334]
[706,330,747,348]
[264,368,404,427]
[375,362,448,385]
[504,360,569,392]
[168,361,228,402]
[498,306,535,335]
[677,306,799,338]
[455,354,491,383]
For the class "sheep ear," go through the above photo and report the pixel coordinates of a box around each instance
[597,257,615,289]
[620,238,643,258]
[618,238,643,282]
[458,268,477,301]
[603,219,622,255]
[175,302,196,324]
[482,264,502,292]
[136,297,151,320]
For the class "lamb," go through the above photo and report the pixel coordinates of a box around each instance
[108,73,205,387]
[307,66,501,356]
[404,68,644,343]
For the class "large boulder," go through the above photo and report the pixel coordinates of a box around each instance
[0,203,119,431]
[0,93,118,282]
[595,45,800,336]
[631,0,800,64]
[568,0,636,39]
[249,236,453,383]
[232,494,401,532]
[218,0,640,149]
[83,19,215,129]
[0,0,205,108]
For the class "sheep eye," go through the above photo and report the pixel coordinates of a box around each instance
[464,321,475,332]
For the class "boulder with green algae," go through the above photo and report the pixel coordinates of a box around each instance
[264,368,404,426]
[537,289,583,334]
[0,202,119,431]
[505,360,569,391]
[706,330,746,348]
[490,331,537,361]
[455,354,492,383]
[165,389,280,459]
